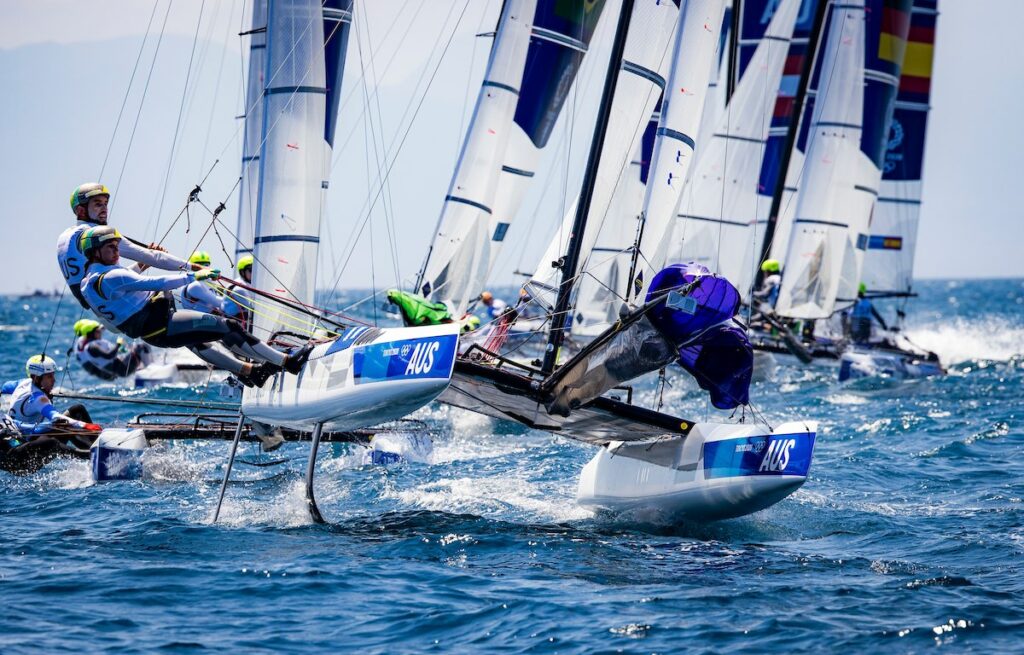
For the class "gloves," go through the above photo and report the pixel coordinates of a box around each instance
[84,423,103,432]
[194,267,221,282]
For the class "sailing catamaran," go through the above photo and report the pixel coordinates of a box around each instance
[838,0,943,380]
[396,0,818,521]
[663,0,942,381]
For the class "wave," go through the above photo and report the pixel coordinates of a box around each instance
[904,317,1024,364]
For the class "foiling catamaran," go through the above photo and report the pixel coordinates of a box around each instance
[54,0,461,522]
[394,0,818,521]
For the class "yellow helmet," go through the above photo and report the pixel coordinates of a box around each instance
[760,259,780,274]
[74,318,102,337]
[70,183,111,213]
[189,251,212,267]
[237,255,254,273]
[79,226,122,258]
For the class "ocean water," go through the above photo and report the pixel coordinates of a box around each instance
[1,279,1022,653]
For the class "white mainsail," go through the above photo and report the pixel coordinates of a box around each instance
[671,0,801,299]
[776,0,915,320]
[236,0,268,258]
[774,1,869,319]
[241,1,461,432]
[418,0,537,317]
[418,0,610,315]
[527,0,680,310]
[632,0,728,299]
[250,0,332,338]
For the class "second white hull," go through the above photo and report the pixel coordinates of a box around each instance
[578,420,817,521]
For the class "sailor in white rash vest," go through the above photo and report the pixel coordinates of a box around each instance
[180,251,228,315]
[0,356,98,473]
[79,226,313,388]
[72,318,150,380]
[57,183,196,309]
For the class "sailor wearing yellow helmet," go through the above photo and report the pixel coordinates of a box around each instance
[73,318,151,381]
[180,251,228,315]
[753,259,782,308]
[77,226,312,388]
[222,255,255,329]
[847,282,889,345]
[57,183,200,309]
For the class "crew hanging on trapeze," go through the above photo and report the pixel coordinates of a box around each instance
[56,183,313,388]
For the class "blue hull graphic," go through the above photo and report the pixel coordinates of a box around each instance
[703,432,816,480]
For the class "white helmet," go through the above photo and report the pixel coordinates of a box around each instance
[26,354,58,377]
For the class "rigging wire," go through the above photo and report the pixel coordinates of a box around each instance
[353,2,399,296]
[111,0,175,213]
[322,0,475,301]
[150,0,208,242]
[99,0,162,180]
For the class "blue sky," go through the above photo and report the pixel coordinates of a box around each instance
[0,0,1021,296]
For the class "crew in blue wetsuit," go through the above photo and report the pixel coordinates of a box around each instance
[1,356,99,473]
[179,251,227,315]
[848,283,889,344]
[754,259,782,307]
[78,227,311,388]
[478,291,508,322]
[57,183,196,309]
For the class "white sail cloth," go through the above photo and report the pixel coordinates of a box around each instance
[775,1,871,320]
[527,0,680,310]
[670,0,801,299]
[419,0,537,317]
[236,0,268,258]
[633,0,728,300]
[251,0,330,338]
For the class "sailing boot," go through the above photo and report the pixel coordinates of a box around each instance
[246,362,282,388]
[283,343,314,375]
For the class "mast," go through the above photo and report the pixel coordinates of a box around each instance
[753,0,829,292]
[541,0,635,376]
[725,0,741,102]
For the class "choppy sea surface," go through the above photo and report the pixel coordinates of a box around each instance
[1,279,1022,653]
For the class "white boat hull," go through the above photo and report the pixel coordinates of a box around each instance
[578,420,817,521]
[243,323,460,431]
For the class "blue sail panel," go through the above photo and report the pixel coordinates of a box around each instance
[638,103,659,185]
[515,0,607,147]
[861,0,913,168]
[323,0,353,148]
[882,0,935,181]
[736,0,819,84]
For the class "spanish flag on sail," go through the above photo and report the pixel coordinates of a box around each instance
[898,0,937,105]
